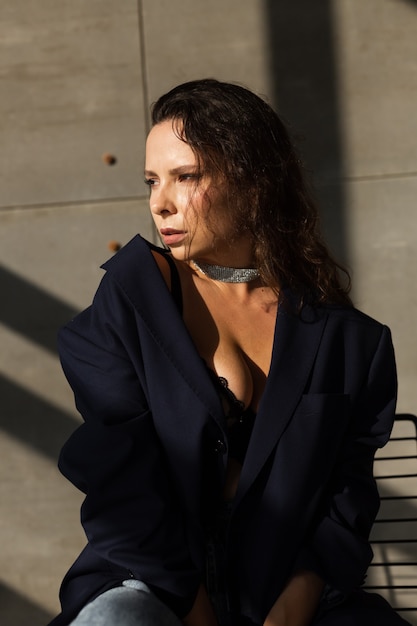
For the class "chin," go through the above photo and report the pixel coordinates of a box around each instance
[165,245,191,262]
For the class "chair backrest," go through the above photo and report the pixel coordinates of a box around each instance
[366,413,417,625]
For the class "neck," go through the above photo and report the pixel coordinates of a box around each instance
[191,259,260,283]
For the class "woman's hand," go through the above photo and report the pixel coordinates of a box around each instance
[182,584,219,626]
[263,570,324,626]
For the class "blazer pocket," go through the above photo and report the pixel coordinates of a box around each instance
[288,393,351,456]
[271,394,352,509]
[296,393,350,420]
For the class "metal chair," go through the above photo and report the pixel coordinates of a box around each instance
[366,413,417,625]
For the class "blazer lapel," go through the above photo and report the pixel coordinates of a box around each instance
[234,299,329,509]
[103,235,225,428]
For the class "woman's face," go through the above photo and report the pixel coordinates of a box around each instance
[145,120,250,264]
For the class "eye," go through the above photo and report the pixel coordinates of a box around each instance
[144,177,158,187]
[178,173,201,183]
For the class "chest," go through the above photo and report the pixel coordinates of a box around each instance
[181,279,278,411]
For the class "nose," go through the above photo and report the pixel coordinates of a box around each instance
[149,182,177,217]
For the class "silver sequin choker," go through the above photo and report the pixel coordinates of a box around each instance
[191,259,260,283]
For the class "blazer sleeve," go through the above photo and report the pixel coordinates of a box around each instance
[57,272,200,614]
[294,324,397,597]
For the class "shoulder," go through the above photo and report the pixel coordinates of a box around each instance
[292,297,393,355]
[320,304,392,346]
[286,289,389,336]
[100,234,173,296]
[101,234,165,275]
[324,304,384,326]
[320,305,395,366]
[59,238,173,353]
[323,304,389,336]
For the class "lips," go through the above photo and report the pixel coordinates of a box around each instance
[160,228,186,246]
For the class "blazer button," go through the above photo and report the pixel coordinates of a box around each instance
[214,439,226,455]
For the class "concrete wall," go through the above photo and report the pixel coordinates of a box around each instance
[1,1,416,623]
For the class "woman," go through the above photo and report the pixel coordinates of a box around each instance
[49,79,408,626]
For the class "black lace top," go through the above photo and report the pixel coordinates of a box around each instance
[205,366,256,465]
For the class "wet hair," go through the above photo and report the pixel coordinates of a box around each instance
[151,78,351,306]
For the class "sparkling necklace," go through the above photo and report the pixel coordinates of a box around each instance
[191,259,260,283]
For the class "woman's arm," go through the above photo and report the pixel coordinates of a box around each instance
[262,323,396,626]
[292,325,397,594]
[268,323,397,623]
[263,570,324,626]
[58,272,201,612]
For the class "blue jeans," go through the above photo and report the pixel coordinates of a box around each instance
[68,580,182,626]
[66,576,411,626]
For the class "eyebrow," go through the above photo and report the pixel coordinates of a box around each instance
[144,165,200,177]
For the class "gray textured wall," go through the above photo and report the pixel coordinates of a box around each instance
[1,1,416,623]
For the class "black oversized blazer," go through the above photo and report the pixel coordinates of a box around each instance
[49,235,397,626]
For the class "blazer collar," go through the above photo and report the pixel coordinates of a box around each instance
[102,235,226,427]
[234,295,329,509]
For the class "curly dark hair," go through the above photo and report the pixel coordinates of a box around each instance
[151,78,351,306]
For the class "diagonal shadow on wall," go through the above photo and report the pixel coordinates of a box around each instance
[0,266,82,621]
[0,372,79,459]
[264,0,348,265]
[0,581,54,626]
[0,265,79,354]
[0,265,80,458]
